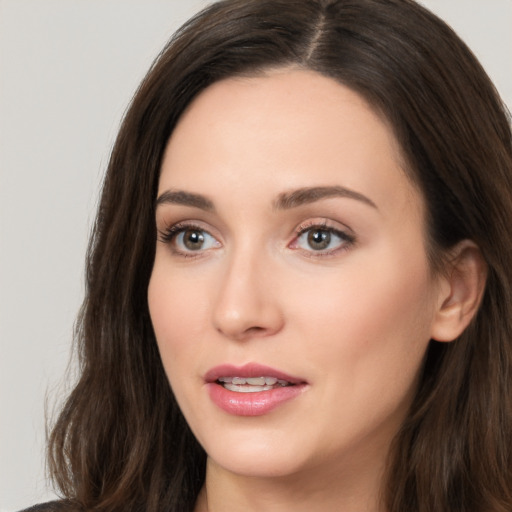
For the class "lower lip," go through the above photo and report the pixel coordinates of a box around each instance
[207,382,307,416]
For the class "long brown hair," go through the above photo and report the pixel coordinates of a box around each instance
[48,1,512,510]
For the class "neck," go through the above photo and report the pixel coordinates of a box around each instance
[194,454,388,512]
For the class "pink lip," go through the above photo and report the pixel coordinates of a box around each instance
[205,363,308,417]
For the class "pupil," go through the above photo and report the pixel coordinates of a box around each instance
[184,229,204,250]
[308,229,330,250]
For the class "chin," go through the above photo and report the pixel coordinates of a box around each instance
[200,427,313,478]
[210,452,308,479]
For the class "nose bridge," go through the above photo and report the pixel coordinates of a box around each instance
[212,238,283,340]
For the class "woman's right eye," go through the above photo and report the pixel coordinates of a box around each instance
[159,225,221,255]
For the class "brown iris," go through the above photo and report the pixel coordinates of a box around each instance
[182,229,205,250]
[307,229,331,250]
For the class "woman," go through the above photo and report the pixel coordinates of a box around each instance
[28,0,512,510]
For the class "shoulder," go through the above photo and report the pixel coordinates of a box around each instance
[19,501,79,512]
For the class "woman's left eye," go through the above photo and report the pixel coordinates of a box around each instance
[292,225,354,254]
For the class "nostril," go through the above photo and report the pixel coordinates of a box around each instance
[247,326,265,333]
[216,324,267,339]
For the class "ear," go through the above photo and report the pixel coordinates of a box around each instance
[430,240,487,342]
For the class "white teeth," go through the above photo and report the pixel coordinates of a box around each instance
[224,384,274,393]
[246,377,266,385]
[217,376,292,391]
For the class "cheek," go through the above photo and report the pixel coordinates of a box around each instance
[148,266,216,430]
[286,254,435,447]
[148,266,209,373]
[289,248,435,381]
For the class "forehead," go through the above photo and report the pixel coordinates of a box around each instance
[159,69,422,221]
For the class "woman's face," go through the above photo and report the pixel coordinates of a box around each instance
[148,69,443,480]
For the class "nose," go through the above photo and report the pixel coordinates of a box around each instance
[212,249,284,341]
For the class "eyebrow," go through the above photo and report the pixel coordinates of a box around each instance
[155,185,377,212]
[273,186,377,210]
[155,190,215,211]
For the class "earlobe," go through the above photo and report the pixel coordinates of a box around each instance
[430,240,487,343]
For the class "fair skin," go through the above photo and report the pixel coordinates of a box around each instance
[148,69,485,512]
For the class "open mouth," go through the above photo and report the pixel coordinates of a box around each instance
[206,364,307,415]
[217,376,293,393]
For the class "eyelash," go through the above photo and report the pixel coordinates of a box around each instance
[159,222,200,243]
[157,221,355,258]
[292,221,356,257]
[158,222,219,258]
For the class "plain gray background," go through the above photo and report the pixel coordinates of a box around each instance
[1,1,511,510]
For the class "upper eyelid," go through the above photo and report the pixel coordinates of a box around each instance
[294,218,354,236]
[158,219,216,234]
[156,213,225,236]
[294,224,354,242]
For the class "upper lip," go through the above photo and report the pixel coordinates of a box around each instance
[204,363,306,385]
